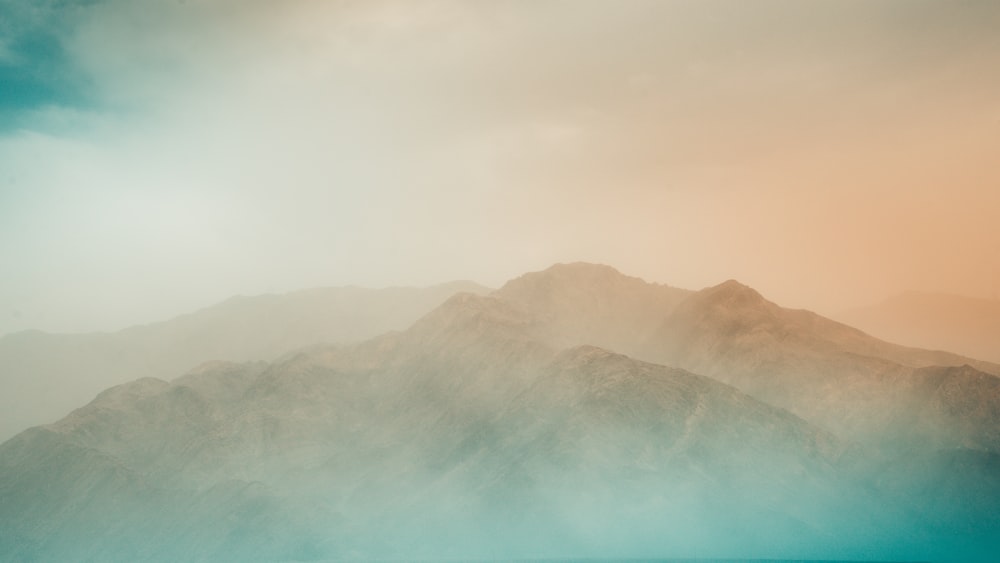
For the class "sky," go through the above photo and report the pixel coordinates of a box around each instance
[1,0,999,335]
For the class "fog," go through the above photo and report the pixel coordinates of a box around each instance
[2,0,1000,335]
[4,264,999,561]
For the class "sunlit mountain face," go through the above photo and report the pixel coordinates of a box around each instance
[1,263,998,562]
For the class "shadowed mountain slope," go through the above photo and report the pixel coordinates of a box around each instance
[0,281,489,442]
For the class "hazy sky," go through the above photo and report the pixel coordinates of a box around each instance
[2,0,999,335]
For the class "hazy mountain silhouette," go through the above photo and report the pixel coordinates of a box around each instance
[642,280,1000,453]
[0,291,925,561]
[494,262,692,352]
[481,265,1000,453]
[0,281,489,442]
[1,264,998,561]
[838,290,1000,364]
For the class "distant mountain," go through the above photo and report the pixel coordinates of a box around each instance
[0,291,923,561]
[2,263,998,561]
[838,291,1000,364]
[641,280,1000,453]
[0,281,489,442]
[494,262,692,352]
[488,266,1000,453]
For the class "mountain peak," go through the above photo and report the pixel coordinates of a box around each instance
[541,261,626,276]
[491,263,691,355]
[713,278,761,294]
[497,262,632,294]
[495,262,675,305]
[556,344,621,363]
[695,279,773,311]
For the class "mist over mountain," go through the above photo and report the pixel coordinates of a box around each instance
[482,264,1000,453]
[488,265,1000,449]
[0,281,488,442]
[494,262,692,352]
[1,263,998,561]
[838,291,1000,364]
[641,280,1000,453]
[0,290,927,560]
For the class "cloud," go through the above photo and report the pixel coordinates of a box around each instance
[1,0,999,333]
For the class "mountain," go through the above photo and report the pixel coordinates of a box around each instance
[641,280,1000,453]
[0,291,923,561]
[2,263,998,561]
[485,266,1000,454]
[494,262,692,352]
[493,264,997,373]
[838,291,1000,364]
[487,266,1000,452]
[0,281,489,442]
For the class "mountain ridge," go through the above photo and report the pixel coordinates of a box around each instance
[0,281,491,442]
[0,298,897,560]
[838,290,1000,364]
[2,262,998,560]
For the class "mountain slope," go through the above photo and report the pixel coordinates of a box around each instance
[641,280,1000,452]
[493,264,997,375]
[0,292,917,562]
[494,262,692,352]
[0,281,489,442]
[480,264,1000,454]
[3,264,999,561]
[838,291,1000,364]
